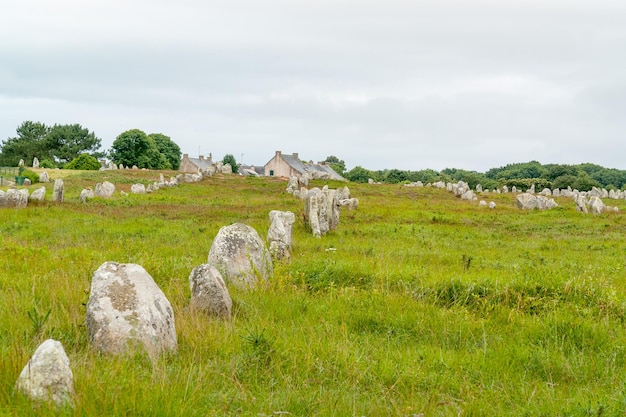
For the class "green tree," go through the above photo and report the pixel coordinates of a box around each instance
[222,154,239,174]
[110,129,169,170]
[64,154,102,170]
[149,133,181,170]
[345,166,375,183]
[323,155,346,175]
[46,124,102,163]
[0,121,51,166]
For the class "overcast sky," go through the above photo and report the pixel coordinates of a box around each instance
[1,0,625,172]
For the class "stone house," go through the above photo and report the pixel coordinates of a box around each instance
[264,151,344,181]
[180,154,213,173]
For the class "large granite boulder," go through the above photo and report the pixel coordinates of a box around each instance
[189,264,232,318]
[86,262,177,356]
[15,339,74,406]
[39,171,50,183]
[208,223,272,288]
[516,193,537,210]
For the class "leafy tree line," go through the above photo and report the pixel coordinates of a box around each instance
[1,122,182,171]
[343,160,626,191]
[0,121,103,167]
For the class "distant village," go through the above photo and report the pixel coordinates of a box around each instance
[179,150,345,181]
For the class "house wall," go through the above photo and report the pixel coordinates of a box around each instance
[180,154,198,173]
[264,151,299,178]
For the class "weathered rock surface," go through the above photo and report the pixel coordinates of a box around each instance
[79,188,94,203]
[29,187,46,202]
[95,181,115,198]
[86,262,177,356]
[267,210,296,261]
[589,196,605,214]
[286,176,299,194]
[130,183,146,194]
[52,179,64,202]
[39,171,50,183]
[208,223,273,288]
[189,264,232,318]
[15,339,74,406]
[516,193,537,210]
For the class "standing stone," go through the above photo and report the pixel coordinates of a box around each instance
[323,188,340,231]
[18,159,24,167]
[575,195,588,213]
[6,189,29,208]
[32,157,40,168]
[95,181,115,197]
[189,264,232,318]
[52,179,64,202]
[221,164,233,174]
[589,196,605,214]
[489,202,496,209]
[299,173,311,187]
[511,186,517,193]
[476,184,483,193]
[15,339,74,406]
[79,188,94,203]
[461,190,477,201]
[30,187,46,202]
[479,200,487,207]
[516,193,537,210]
[208,223,273,288]
[337,186,350,201]
[502,185,509,193]
[23,178,32,186]
[286,176,299,194]
[305,191,322,238]
[130,183,146,194]
[39,171,50,183]
[267,210,296,261]
[86,262,177,356]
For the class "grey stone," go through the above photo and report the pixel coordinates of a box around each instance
[189,264,232,318]
[52,179,64,203]
[489,201,496,209]
[30,187,46,202]
[589,196,605,214]
[268,210,296,261]
[286,176,299,194]
[79,188,94,203]
[208,223,273,288]
[95,181,115,198]
[39,172,50,183]
[86,262,177,356]
[15,339,74,406]
[32,157,40,168]
[516,193,537,210]
[130,183,146,194]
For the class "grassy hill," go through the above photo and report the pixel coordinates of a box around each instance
[1,170,625,416]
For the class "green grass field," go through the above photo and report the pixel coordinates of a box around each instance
[1,170,625,416]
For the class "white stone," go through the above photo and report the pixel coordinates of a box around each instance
[32,157,40,168]
[479,200,487,207]
[86,262,177,356]
[15,339,74,406]
[208,223,273,288]
[588,196,605,214]
[39,172,50,183]
[189,264,232,318]
[489,202,496,209]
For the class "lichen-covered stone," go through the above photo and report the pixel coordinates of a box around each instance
[189,264,232,318]
[86,262,177,356]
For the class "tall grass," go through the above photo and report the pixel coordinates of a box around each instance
[1,171,625,415]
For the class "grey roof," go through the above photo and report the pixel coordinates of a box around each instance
[304,162,345,181]
[281,154,308,174]
[188,158,213,170]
